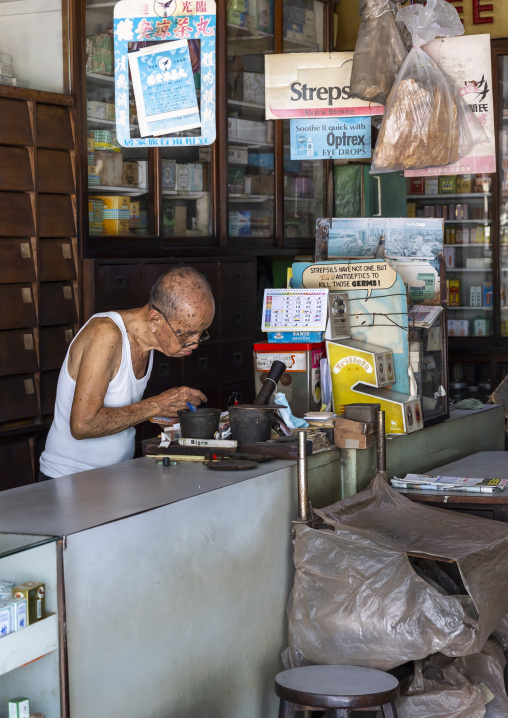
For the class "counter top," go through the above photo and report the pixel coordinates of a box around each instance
[0,451,339,537]
[0,456,296,536]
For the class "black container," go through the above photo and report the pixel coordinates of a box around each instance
[228,404,278,444]
[177,408,222,439]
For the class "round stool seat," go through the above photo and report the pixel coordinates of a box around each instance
[275,665,399,709]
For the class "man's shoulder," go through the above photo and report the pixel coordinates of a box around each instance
[81,315,123,348]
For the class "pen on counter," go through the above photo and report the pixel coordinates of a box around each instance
[187,402,197,412]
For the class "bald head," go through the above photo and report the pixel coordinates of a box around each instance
[149,266,214,322]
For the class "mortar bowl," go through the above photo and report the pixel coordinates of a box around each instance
[177,408,222,439]
[228,404,281,445]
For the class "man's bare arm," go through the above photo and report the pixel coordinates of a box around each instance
[69,321,206,440]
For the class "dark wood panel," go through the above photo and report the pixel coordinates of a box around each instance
[142,352,183,398]
[0,284,37,330]
[220,261,256,302]
[36,105,74,149]
[182,343,221,386]
[0,147,33,192]
[0,374,39,423]
[39,239,76,281]
[41,325,74,371]
[41,370,59,415]
[0,329,38,376]
[0,240,36,283]
[220,300,256,340]
[0,439,34,489]
[0,193,35,237]
[142,263,172,301]
[0,98,32,146]
[219,340,254,383]
[39,195,76,237]
[95,264,144,311]
[219,380,255,408]
[37,149,75,194]
[195,385,221,410]
[40,282,78,326]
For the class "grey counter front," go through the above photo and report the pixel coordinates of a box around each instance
[0,451,340,718]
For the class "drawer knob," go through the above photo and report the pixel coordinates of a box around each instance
[116,276,127,290]
[233,312,242,325]
[234,272,243,284]
[233,352,243,366]
[198,357,208,372]
[159,362,169,377]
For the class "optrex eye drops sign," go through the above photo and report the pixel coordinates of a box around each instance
[265,53,384,120]
[290,118,371,160]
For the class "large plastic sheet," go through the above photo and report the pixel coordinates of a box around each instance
[286,475,508,670]
[371,0,486,172]
[350,0,407,106]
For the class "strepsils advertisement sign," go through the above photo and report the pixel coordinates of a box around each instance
[264,52,384,120]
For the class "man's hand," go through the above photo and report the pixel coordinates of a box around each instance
[150,386,207,417]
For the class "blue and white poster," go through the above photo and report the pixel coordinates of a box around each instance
[290,118,371,161]
[114,0,216,148]
[129,40,201,137]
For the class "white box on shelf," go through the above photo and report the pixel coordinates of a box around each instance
[228,118,266,143]
[175,164,190,191]
[188,163,203,192]
[228,146,248,164]
[242,72,265,105]
[136,160,148,190]
[162,159,176,190]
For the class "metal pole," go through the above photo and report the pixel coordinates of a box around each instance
[297,429,309,522]
[377,409,386,475]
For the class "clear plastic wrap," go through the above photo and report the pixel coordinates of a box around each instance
[285,475,508,671]
[371,0,486,172]
[350,0,407,106]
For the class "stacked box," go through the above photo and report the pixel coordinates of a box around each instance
[90,196,130,235]
[229,211,251,236]
[13,582,45,625]
[176,164,190,191]
[88,165,100,187]
[90,130,120,152]
[87,132,95,165]
[94,150,123,187]
[134,159,148,190]
[439,175,456,193]
[129,200,140,229]
[87,34,113,75]
[0,52,12,85]
[122,162,139,187]
[162,200,175,234]
[87,100,108,120]
[229,146,248,165]
[162,159,176,190]
[188,163,203,192]
[89,199,104,234]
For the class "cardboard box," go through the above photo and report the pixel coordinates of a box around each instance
[8,697,29,718]
[176,164,190,191]
[448,279,461,306]
[162,159,176,190]
[129,200,140,229]
[87,34,113,76]
[457,319,469,336]
[228,146,248,165]
[174,205,187,234]
[242,71,265,105]
[87,101,108,120]
[424,178,439,195]
[439,175,456,194]
[13,582,45,625]
[135,159,148,190]
[198,147,212,162]
[188,163,203,192]
[94,150,123,187]
[0,597,27,631]
[447,319,457,336]
[107,103,115,122]
[334,417,377,435]
[334,428,376,449]
[457,176,475,193]
[244,174,273,195]
[103,219,129,235]
[229,211,251,236]
[228,118,266,142]
[122,162,139,187]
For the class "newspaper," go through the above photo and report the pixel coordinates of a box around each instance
[392,473,508,494]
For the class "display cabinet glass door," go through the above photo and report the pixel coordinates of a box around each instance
[283,0,326,241]
[227,2,275,241]
[498,53,508,337]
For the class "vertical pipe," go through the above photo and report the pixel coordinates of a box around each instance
[377,410,386,475]
[297,430,309,522]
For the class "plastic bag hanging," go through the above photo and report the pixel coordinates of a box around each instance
[350,0,408,106]
[371,0,487,173]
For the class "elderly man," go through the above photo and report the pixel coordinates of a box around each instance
[39,266,214,479]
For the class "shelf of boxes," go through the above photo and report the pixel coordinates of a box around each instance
[0,614,58,678]
[162,190,209,199]
[87,117,138,131]
[407,193,491,200]
[88,185,147,195]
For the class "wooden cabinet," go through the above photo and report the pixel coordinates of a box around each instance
[81,0,335,256]
[0,89,78,487]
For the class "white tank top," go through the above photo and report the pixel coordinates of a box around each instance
[40,312,153,478]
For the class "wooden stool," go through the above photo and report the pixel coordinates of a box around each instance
[275,665,399,717]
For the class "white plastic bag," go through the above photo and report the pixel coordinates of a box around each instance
[371,0,486,172]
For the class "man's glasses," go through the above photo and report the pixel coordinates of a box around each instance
[152,304,210,348]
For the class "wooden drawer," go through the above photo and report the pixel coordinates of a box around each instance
[219,380,255,408]
[196,385,221,410]
[36,105,74,150]
[0,240,36,283]
[41,370,59,415]
[219,340,254,383]
[0,439,35,490]
[0,98,32,147]
[185,262,220,297]
[0,329,38,376]
[220,300,256,340]
[39,195,76,237]
[0,284,37,330]
[0,374,39,423]
[0,147,33,192]
[95,264,144,311]
[40,282,78,326]
[39,239,76,281]
[220,261,256,302]
[182,343,221,386]
[41,325,74,371]
[143,353,183,398]
[0,193,35,237]
[142,263,173,300]
[38,149,75,194]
